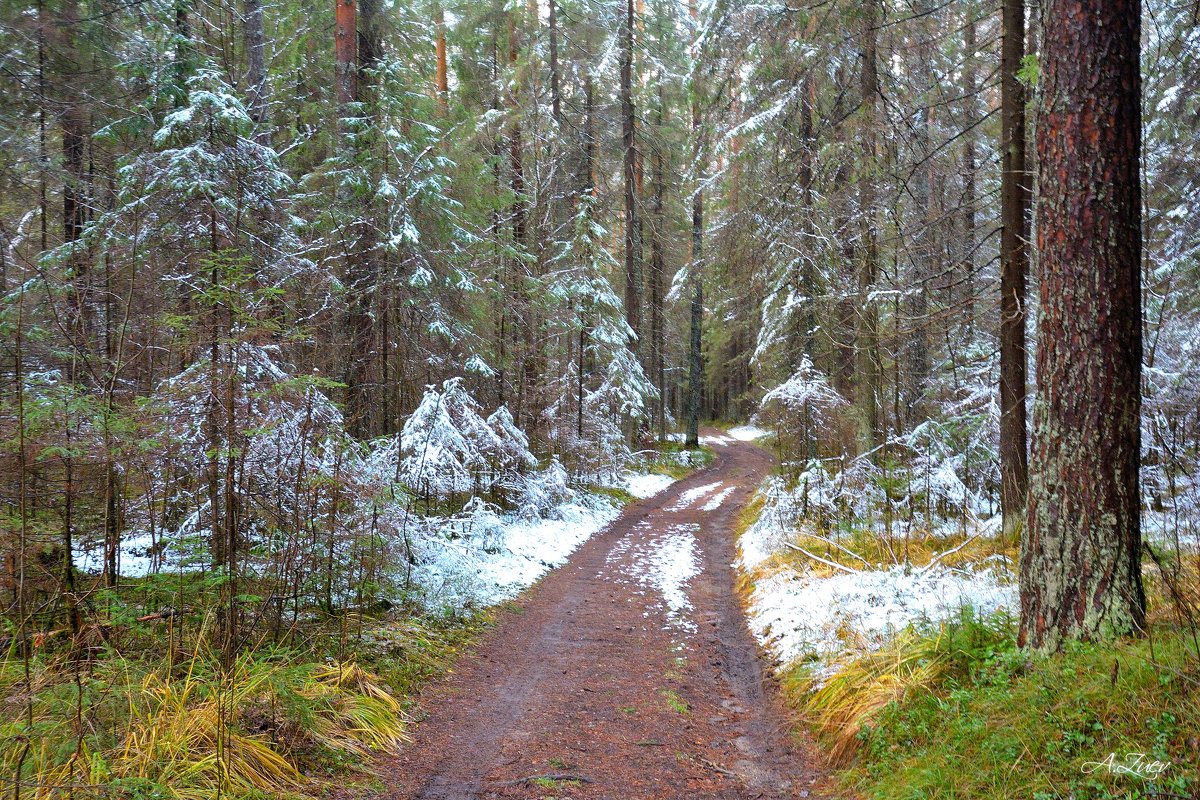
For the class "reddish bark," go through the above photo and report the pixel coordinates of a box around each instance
[334,0,356,107]
[1020,0,1145,650]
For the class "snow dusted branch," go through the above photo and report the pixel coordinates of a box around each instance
[781,541,863,575]
[917,533,981,575]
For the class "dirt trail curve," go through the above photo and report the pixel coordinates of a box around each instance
[374,432,829,799]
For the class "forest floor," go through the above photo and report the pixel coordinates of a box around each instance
[364,431,832,799]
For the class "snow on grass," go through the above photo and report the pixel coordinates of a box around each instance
[410,492,621,610]
[738,481,1017,679]
[668,481,724,511]
[75,531,160,578]
[700,486,736,511]
[738,479,797,568]
[619,471,678,499]
[466,497,620,601]
[745,565,1015,679]
[728,425,770,441]
[700,434,736,446]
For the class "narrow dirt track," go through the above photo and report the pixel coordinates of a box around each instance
[374,433,828,799]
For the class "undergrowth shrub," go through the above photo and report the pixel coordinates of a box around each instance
[0,624,450,799]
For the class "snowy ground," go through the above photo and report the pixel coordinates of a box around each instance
[700,486,736,511]
[619,471,678,499]
[75,471,683,613]
[728,425,770,441]
[663,425,769,447]
[737,482,1016,680]
[75,531,162,578]
[601,520,703,634]
[409,493,623,609]
[668,481,725,511]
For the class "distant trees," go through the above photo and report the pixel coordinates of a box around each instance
[1020,0,1146,650]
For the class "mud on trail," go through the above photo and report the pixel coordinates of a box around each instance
[372,434,829,799]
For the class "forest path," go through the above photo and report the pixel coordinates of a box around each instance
[373,432,827,799]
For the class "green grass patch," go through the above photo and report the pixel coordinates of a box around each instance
[817,616,1200,800]
[662,688,690,715]
[646,440,715,478]
[588,484,637,505]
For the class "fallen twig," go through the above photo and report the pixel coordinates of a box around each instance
[497,773,594,786]
[700,758,738,777]
[782,542,862,575]
[917,533,981,575]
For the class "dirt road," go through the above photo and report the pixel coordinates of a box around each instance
[375,435,826,799]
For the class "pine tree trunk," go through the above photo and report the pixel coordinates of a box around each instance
[1020,0,1145,651]
[342,0,383,437]
[1000,0,1030,538]
[650,85,666,439]
[334,0,356,108]
[906,4,935,427]
[548,0,562,127]
[961,14,978,337]
[788,50,818,367]
[620,0,641,353]
[244,0,269,138]
[856,0,881,445]
[685,0,702,448]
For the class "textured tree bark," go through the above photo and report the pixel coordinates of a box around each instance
[961,14,978,337]
[341,0,384,437]
[548,0,562,127]
[507,10,525,249]
[1000,0,1030,538]
[506,8,534,430]
[686,278,702,448]
[787,45,818,368]
[620,0,641,353]
[173,0,192,103]
[856,0,881,445]
[334,0,356,108]
[582,72,595,197]
[244,0,269,139]
[1021,0,1145,651]
[905,0,935,428]
[650,86,667,439]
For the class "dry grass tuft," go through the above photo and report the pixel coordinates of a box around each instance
[795,627,947,765]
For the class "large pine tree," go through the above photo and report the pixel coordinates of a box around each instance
[1020,0,1146,650]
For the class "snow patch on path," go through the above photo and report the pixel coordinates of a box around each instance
[700,486,736,511]
[700,434,736,446]
[728,425,770,441]
[668,481,724,511]
[619,472,678,499]
[603,522,702,632]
